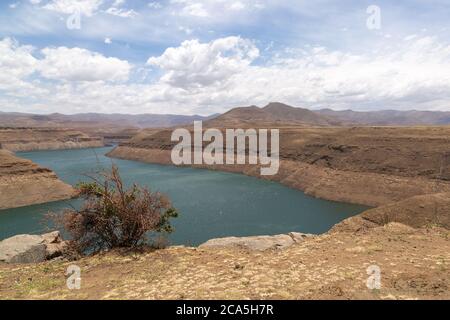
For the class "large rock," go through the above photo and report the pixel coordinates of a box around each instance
[0,231,68,264]
[199,232,314,251]
[0,235,46,263]
[41,231,68,259]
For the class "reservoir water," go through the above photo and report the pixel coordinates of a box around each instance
[0,147,369,245]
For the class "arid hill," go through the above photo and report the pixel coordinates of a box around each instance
[317,109,450,126]
[0,150,75,209]
[3,103,450,132]
[0,111,216,129]
[205,102,339,127]
[108,126,450,206]
[0,127,104,152]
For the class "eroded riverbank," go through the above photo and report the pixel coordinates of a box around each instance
[107,126,450,207]
[0,150,75,210]
[108,146,450,207]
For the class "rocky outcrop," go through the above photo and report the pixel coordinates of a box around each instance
[199,232,314,251]
[41,231,68,260]
[0,235,46,264]
[0,150,76,209]
[0,231,67,264]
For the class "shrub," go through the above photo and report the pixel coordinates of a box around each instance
[54,165,178,254]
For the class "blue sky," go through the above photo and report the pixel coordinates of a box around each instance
[0,0,449,115]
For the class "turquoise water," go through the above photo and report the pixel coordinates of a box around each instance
[0,147,368,245]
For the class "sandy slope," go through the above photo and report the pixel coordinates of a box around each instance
[0,150,75,210]
[0,203,448,300]
[0,128,103,152]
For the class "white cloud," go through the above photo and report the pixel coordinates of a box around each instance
[112,0,125,6]
[42,0,104,16]
[170,0,264,18]
[178,26,193,35]
[147,36,259,88]
[0,38,37,91]
[404,34,418,41]
[1,36,450,115]
[148,1,162,9]
[179,2,209,17]
[105,7,138,18]
[230,1,245,11]
[145,35,450,112]
[38,47,131,82]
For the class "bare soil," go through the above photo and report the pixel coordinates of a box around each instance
[0,221,448,300]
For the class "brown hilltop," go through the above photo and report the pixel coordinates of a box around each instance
[262,102,340,126]
[205,102,339,127]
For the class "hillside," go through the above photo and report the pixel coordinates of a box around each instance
[205,102,339,127]
[0,150,75,209]
[3,104,450,131]
[108,126,450,206]
[317,109,450,126]
[0,128,104,152]
[0,111,217,129]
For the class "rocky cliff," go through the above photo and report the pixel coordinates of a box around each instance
[0,150,75,210]
[0,128,104,152]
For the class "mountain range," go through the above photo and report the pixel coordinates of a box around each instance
[1,103,450,129]
[204,102,340,127]
[0,112,217,129]
[316,108,450,126]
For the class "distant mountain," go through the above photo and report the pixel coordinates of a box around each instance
[0,111,218,129]
[316,109,450,126]
[263,102,340,125]
[205,102,340,127]
[2,104,450,130]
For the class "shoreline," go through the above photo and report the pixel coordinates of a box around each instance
[2,140,104,153]
[0,149,76,210]
[107,146,450,207]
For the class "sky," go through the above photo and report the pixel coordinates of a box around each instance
[0,0,449,115]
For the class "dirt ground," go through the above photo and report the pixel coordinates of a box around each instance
[0,222,448,300]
